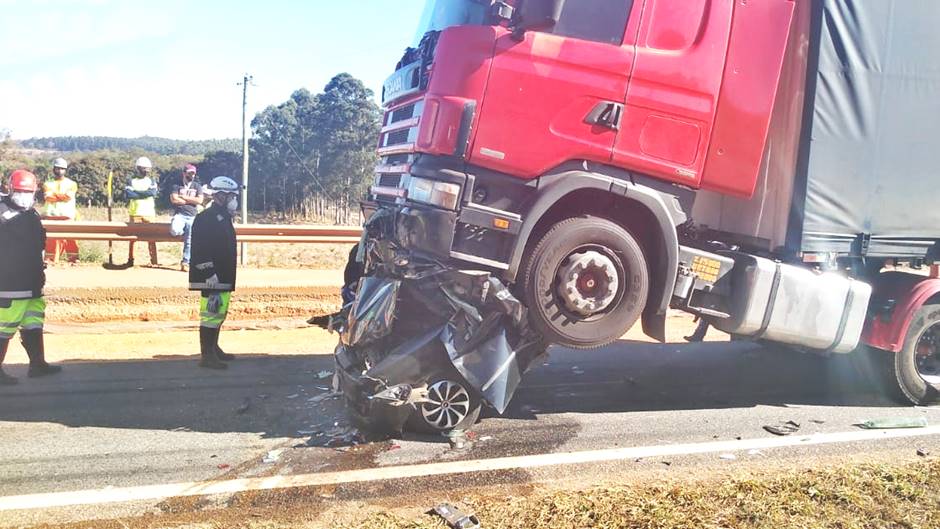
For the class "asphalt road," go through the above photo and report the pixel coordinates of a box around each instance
[2,338,939,527]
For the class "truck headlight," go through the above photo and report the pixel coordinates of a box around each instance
[406,176,461,210]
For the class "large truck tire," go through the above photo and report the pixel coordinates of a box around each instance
[521,216,649,349]
[890,303,940,405]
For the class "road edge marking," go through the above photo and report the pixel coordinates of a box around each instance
[3,426,939,511]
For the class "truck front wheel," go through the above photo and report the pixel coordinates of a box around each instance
[892,303,940,405]
[521,216,649,349]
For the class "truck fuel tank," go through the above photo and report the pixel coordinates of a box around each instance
[708,253,871,354]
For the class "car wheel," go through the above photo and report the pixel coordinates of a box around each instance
[408,377,482,435]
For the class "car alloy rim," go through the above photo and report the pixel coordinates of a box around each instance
[421,380,471,430]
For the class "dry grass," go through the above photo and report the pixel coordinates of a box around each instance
[335,460,940,529]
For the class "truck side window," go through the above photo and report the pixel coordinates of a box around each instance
[548,0,634,45]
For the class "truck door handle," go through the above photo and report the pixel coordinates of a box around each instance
[585,102,624,131]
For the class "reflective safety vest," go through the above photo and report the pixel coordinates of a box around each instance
[43,177,78,219]
[127,177,157,218]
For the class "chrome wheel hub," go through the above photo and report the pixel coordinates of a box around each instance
[421,380,471,430]
[557,250,620,316]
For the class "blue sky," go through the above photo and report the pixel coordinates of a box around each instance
[0,0,426,140]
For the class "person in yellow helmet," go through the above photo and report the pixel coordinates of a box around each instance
[125,157,160,267]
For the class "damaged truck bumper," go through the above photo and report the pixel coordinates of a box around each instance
[330,205,543,434]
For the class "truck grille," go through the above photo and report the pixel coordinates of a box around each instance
[373,97,425,203]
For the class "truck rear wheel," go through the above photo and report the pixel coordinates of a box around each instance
[892,303,940,405]
[521,216,649,349]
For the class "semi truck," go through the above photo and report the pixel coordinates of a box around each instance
[329,0,940,434]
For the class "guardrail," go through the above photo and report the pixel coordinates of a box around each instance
[42,221,363,244]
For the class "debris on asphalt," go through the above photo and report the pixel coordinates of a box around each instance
[307,391,340,404]
[170,427,191,432]
[917,448,930,457]
[720,453,737,461]
[325,425,364,448]
[262,449,284,464]
[661,461,672,466]
[257,394,269,400]
[763,421,801,436]
[810,419,826,424]
[285,394,300,400]
[389,444,402,451]
[431,503,481,529]
[859,417,928,429]
[571,366,585,375]
[315,370,333,379]
[478,436,494,442]
[447,430,470,450]
[235,397,251,415]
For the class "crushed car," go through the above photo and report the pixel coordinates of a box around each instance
[314,209,546,435]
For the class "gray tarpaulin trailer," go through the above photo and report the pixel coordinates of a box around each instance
[694,0,940,261]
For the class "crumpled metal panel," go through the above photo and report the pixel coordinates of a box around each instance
[342,276,401,347]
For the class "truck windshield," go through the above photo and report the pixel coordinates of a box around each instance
[412,0,491,47]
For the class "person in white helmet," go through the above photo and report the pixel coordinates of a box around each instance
[42,158,80,264]
[125,156,159,267]
[189,176,242,369]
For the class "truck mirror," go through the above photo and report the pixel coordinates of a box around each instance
[491,1,515,23]
[515,0,564,36]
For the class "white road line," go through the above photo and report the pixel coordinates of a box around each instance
[3,426,939,511]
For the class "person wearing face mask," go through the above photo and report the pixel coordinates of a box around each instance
[125,156,160,267]
[189,176,242,369]
[0,170,63,384]
[169,164,204,272]
[42,158,80,264]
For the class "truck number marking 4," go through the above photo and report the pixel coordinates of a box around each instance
[480,148,506,160]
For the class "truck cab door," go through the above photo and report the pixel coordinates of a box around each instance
[469,1,644,179]
[613,0,735,188]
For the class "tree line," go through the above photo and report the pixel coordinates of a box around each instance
[0,73,381,224]
[20,136,241,156]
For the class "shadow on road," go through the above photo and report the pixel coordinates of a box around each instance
[0,340,902,437]
[0,355,340,439]
[500,339,899,419]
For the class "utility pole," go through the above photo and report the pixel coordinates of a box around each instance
[238,74,254,265]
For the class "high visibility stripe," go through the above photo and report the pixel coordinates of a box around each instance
[21,324,42,331]
[195,262,214,270]
[190,283,233,290]
[23,311,44,319]
[0,291,32,298]
[0,322,20,329]
[199,321,222,329]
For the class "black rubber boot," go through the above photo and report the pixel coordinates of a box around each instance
[0,339,17,385]
[199,327,227,370]
[212,328,235,361]
[21,330,62,378]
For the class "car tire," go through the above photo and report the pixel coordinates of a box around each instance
[520,216,649,349]
[407,375,482,435]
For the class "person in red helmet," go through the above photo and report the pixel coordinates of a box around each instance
[0,170,62,384]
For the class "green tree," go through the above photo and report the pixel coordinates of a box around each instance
[249,73,380,222]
